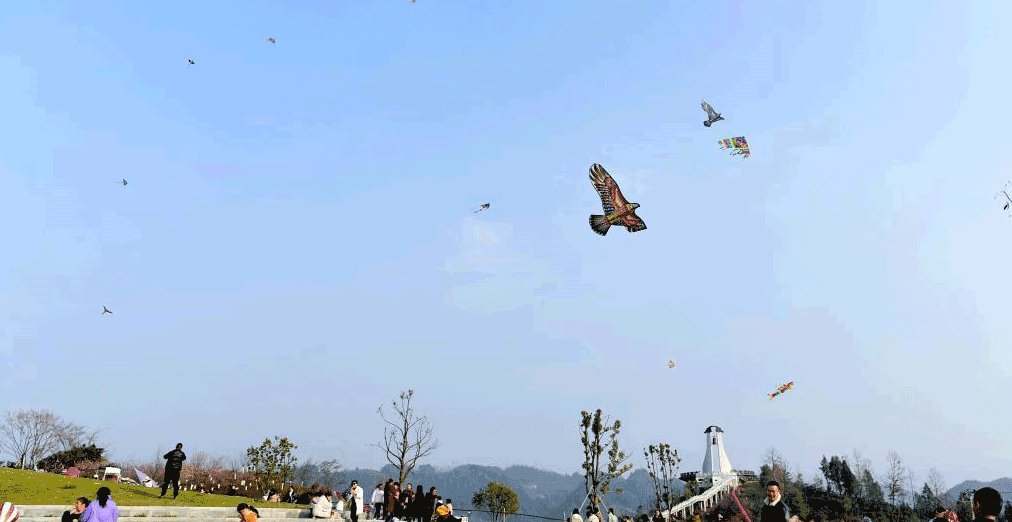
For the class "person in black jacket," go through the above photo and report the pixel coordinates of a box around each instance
[160,443,187,499]
[972,487,1003,522]
[62,497,89,522]
[759,482,790,522]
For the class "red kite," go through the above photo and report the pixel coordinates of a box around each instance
[588,163,647,236]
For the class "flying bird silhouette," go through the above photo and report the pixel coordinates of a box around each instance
[266,37,276,44]
[188,59,195,65]
[102,306,112,315]
[701,100,724,127]
[588,163,646,236]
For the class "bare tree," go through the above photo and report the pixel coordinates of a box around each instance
[763,447,791,486]
[52,420,102,453]
[884,451,906,505]
[0,409,61,468]
[373,389,439,484]
[927,468,948,505]
[907,469,917,507]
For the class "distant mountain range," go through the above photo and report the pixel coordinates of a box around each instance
[947,478,1012,503]
[337,464,683,519]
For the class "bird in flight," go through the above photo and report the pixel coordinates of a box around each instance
[701,100,724,127]
[473,203,490,213]
[587,163,647,236]
[188,59,195,65]
[102,306,112,315]
[265,37,276,44]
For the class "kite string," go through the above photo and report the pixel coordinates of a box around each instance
[729,488,753,522]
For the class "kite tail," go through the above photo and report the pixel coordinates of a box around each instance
[589,215,610,236]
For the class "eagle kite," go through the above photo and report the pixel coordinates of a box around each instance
[701,100,724,127]
[588,163,646,236]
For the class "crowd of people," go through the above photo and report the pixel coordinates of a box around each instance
[246,477,454,522]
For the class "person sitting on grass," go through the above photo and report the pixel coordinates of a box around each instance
[63,498,90,522]
[313,492,332,519]
[80,487,118,522]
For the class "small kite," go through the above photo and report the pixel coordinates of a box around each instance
[102,306,112,315]
[120,179,128,186]
[472,203,490,213]
[768,381,794,400]
[188,59,195,65]
[1,502,20,522]
[701,100,724,127]
[265,37,276,44]
[719,136,750,158]
[588,163,647,236]
[996,182,1012,215]
[668,359,676,369]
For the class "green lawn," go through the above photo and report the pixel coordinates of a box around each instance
[0,468,307,508]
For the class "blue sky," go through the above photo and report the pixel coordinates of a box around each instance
[2,0,1010,495]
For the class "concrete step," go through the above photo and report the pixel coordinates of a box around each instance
[12,507,315,519]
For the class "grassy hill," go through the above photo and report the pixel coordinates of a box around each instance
[0,468,305,508]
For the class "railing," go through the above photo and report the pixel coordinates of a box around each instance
[662,475,740,520]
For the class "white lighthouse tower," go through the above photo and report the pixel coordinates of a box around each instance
[698,426,734,489]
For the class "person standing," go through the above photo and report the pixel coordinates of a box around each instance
[372,484,385,520]
[80,487,118,522]
[160,443,187,500]
[349,481,364,522]
[424,488,438,522]
[758,482,790,522]
[607,509,617,522]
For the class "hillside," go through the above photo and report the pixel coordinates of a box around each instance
[0,468,290,508]
[947,478,1012,501]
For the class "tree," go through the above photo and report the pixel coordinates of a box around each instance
[915,483,937,517]
[37,444,106,472]
[472,482,520,522]
[861,468,885,503]
[839,459,856,497]
[295,458,317,486]
[926,468,947,506]
[246,436,298,494]
[52,420,102,454]
[644,443,682,513]
[884,451,906,505]
[318,459,343,488]
[820,457,831,493]
[580,410,633,515]
[374,389,439,485]
[0,409,62,468]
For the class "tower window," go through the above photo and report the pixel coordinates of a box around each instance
[712,438,716,445]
